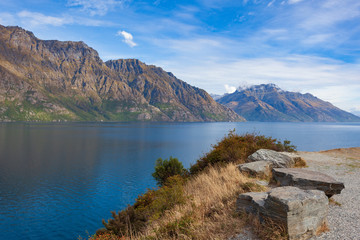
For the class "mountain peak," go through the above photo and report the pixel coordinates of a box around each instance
[217,84,360,122]
[237,83,282,92]
[0,24,243,122]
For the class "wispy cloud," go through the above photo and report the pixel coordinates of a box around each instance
[288,0,304,4]
[67,0,126,16]
[117,30,137,47]
[155,53,360,111]
[17,11,72,26]
[0,11,114,28]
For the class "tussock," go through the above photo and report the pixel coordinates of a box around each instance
[139,163,267,240]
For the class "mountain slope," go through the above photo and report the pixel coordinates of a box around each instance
[0,25,243,122]
[217,84,360,122]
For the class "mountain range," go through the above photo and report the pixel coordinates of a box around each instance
[217,84,360,122]
[0,25,243,122]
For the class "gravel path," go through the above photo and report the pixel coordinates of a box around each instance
[231,148,360,240]
[299,148,360,240]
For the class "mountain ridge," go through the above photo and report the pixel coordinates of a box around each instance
[217,84,360,122]
[0,24,244,122]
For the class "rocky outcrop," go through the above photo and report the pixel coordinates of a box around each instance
[0,24,244,122]
[247,149,295,168]
[217,83,360,122]
[237,186,328,240]
[237,161,272,178]
[272,168,345,197]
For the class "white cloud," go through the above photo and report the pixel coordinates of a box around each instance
[302,34,333,45]
[117,30,137,47]
[155,54,360,112]
[288,0,304,4]
[67,0,125,16]
[0,12,15,26]
[0,11,114,28]
[267,0,276,7]
[224,84,236,93]
[17,11,72,26]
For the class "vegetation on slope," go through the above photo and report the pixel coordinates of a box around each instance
[91,132,296,240]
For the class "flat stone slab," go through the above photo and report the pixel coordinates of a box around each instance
[247,149,295,168]
[237,186,329,240]
[236,191,267,214]
[272,168,345,197]
[265,187,328,240]
[237,161,272,177]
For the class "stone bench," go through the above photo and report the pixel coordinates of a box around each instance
[272,168,345,197]
[237,186,328,240]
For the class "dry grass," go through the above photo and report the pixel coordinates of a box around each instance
[329,197,342,206]
[294,157,307,168]
[246,214,288,240]
[316,221,329,235]
[137,163,267,240]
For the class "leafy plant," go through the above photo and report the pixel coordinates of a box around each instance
[190,130,296,175]
[101,175,186,237]
[152,157,188,186]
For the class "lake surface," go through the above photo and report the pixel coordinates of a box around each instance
[0,122,359,240]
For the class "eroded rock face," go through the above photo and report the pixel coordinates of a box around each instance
[236,192,267,214]
[237,186,329,240]
[247,149,295,168]
[272,168,345,197]
[265,187,328,240]
[0,25,244,122]
[237,161,272,177]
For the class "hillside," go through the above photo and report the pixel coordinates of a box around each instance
[217,84,360,122]
[0,25,243,122]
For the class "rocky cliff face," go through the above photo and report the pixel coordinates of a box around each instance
[0,25,243,122]
[217,84,360,122]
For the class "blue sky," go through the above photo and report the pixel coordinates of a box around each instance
[1,0,360,113]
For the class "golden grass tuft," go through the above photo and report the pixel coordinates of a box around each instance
[246,214,288,240]
[294,157,307,168]
[316,221,329,235]
[138,163,267,239]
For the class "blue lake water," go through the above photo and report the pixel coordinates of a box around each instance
[0,122,359,240]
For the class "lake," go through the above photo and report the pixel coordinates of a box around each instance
[0,122,359,240]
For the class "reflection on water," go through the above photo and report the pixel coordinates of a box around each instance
[0,122,359,240]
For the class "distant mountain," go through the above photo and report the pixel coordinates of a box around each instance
[351,111,360,117]
[217,84,360,122]
[210,93,225,101]
[0,25,243,122]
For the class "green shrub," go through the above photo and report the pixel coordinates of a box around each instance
[189,131,296,175]
[101,175,186,237]
[152,157,188,186]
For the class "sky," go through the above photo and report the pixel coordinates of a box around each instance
[0,0,360,113]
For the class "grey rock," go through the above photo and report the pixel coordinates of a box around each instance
[272,168,345,197]
[237,187,329,240]
[247,149,295,168]
[265,186,328,240]
[281,152,305,166]
[236,191,268,214]
[237,161,272,177]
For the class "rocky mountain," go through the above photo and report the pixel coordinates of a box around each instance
[217,84,360,122]
[0,25,243,122]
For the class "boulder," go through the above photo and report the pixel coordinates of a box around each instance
[237,186,329,240]
[247,149,295,168]
[237,161,272,177]
[236,191,267,214]
[265,187,328,240]
[272,168,345,197]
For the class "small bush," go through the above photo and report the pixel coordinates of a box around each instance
[101,175,186,237]
[190,131,296,175]
[152,157,188,186]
